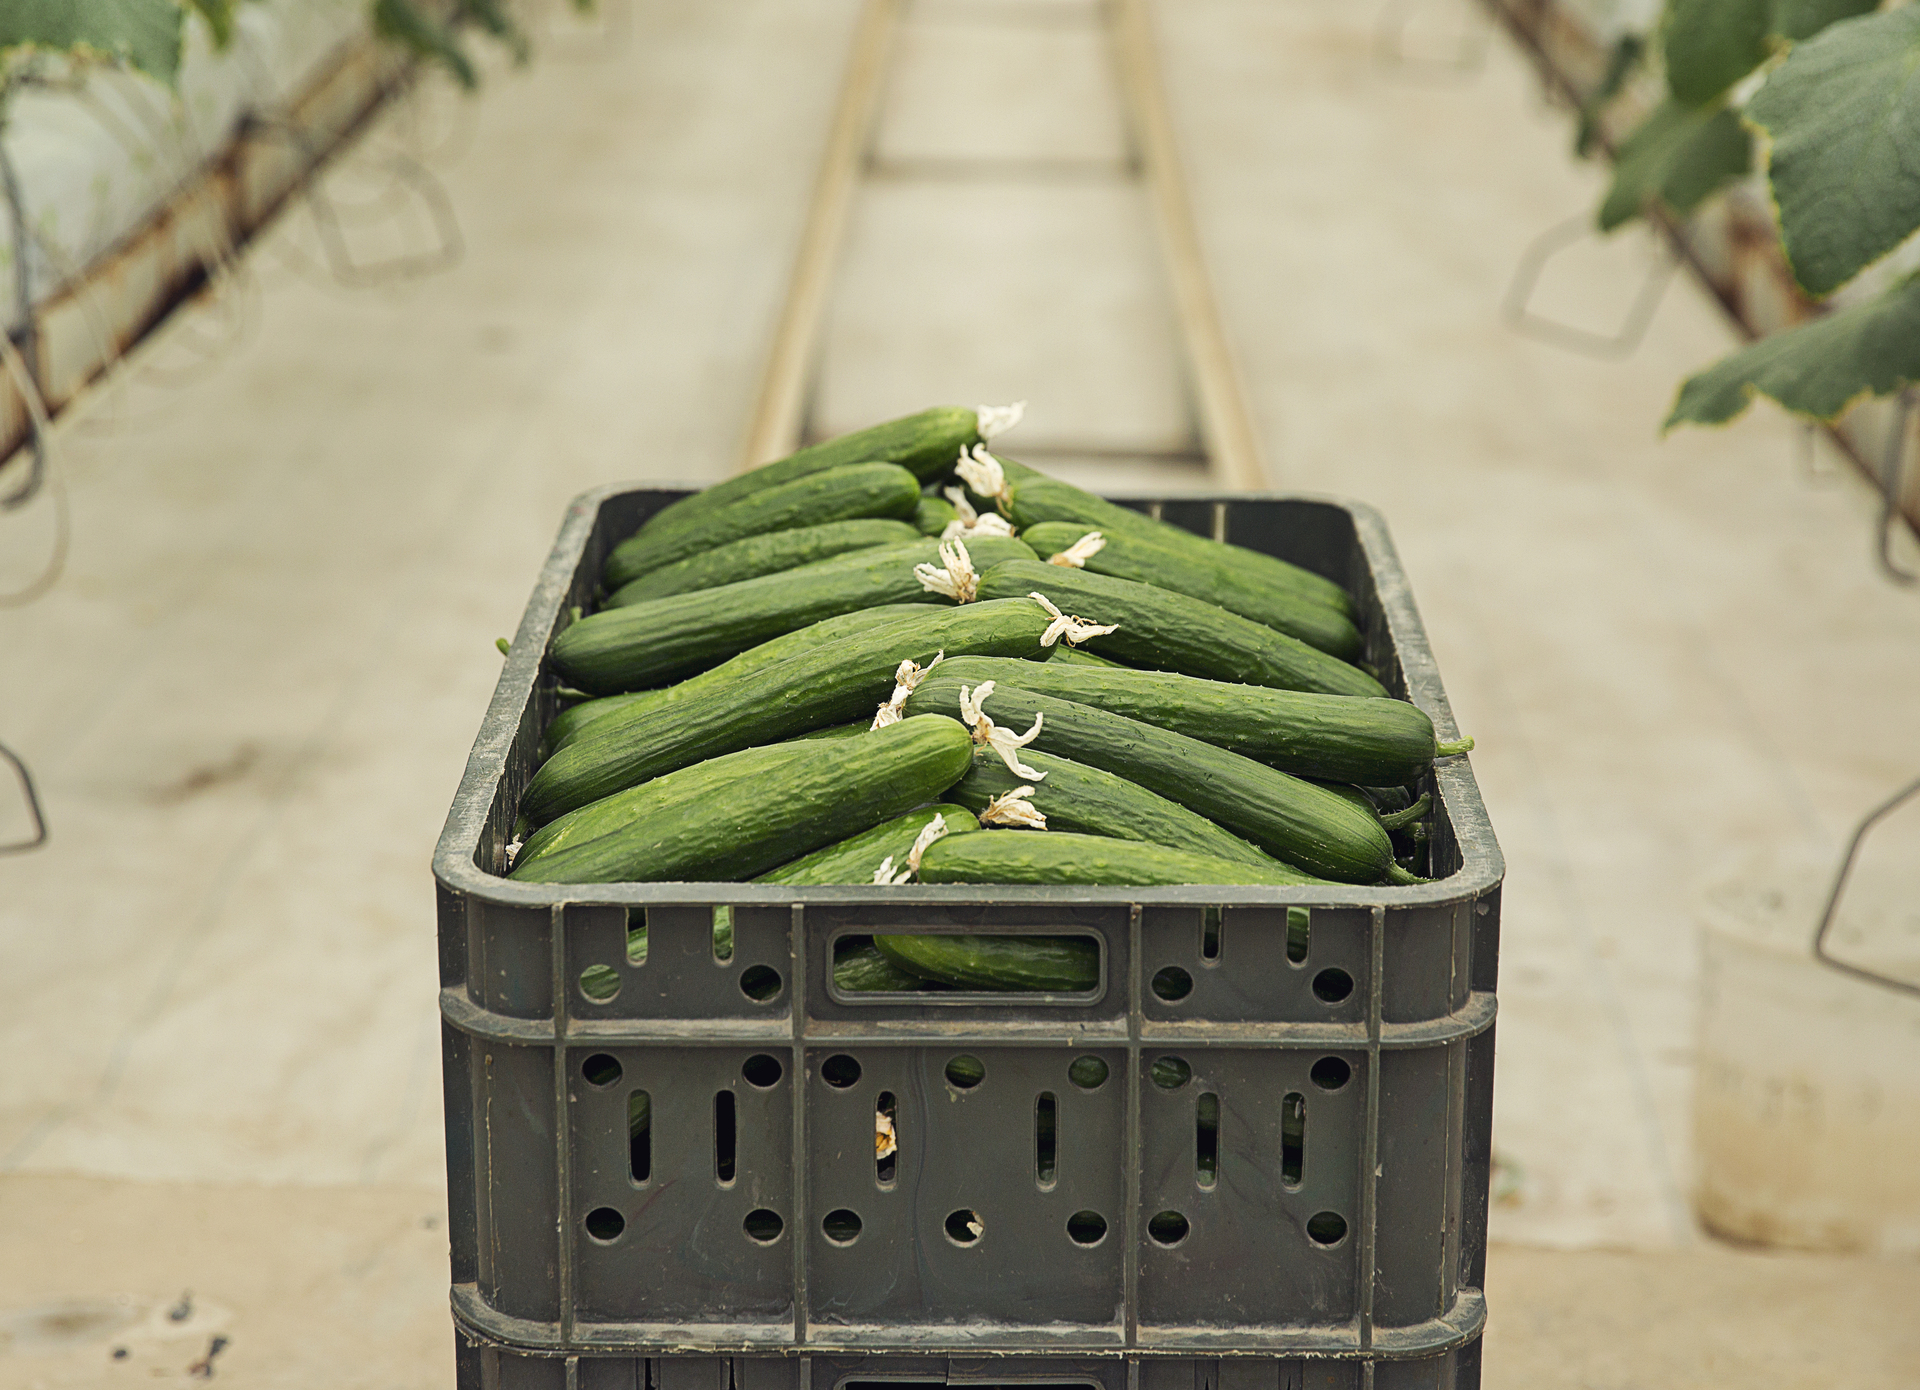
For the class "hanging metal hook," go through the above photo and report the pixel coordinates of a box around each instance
[1812,774,1920,997]
[1502,213,1678,360]
[0,739,47,854]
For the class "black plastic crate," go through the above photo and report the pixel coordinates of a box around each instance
[434,487,1502,1390]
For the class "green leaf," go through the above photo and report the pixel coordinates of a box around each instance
[1666,273,1920,426]
[0,0,184,85]
[372,0,476,89]
[1748,7,1920,298]
[458,0,528,64]
[1576,34,1646,158]
[1663,0,1772,105]
[1771,0,1878,45]
[1599,97,1752,231]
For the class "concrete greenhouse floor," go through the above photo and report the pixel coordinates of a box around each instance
[4,0,1920,1386]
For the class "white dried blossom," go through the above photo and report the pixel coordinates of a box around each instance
[954,445,1012,512]
[980,785,1047,829]
[939,486,1016,540]
[503,837,524,869]
[872,813,951,885]
[974,401,1026,441]
[1047,531,1106,568]
[1029,591,1119,648]
[870,651,945,730]
[958,681,1046,781]
[914,539,979,603]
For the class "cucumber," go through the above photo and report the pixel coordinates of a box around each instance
[948,748,1309,875]
[525,597,1060,824]
[914,831,1320,887]
[554,535,1036,695]
[835,936,939,991]
[873,930,1100,992]
[903,678,1401,883]
[1022,520,1363,660]
[544,604,936,749]
[1001,472,1355,617]
[511,715,973,883]
[630,406,980,546]
[606,518,919,605]
[792,722,871,741]
[757,804,980,884]
[605,463,922,589]
[975,558,1385,698]
[923,655,1464,785]
[914,494,960,536]
[1044,644,1127,669]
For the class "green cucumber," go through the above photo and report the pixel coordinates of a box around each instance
[757,804,980,884]
[555,535,1036,695]
[903,678,1401,883]
[914,494,960,536]
[1044,644,1127,669]
[630,407,980,546]
[511,715,972,883]
[1000,472,1354,617]
[873,929,1100,992]
[544,604,936,749]
[925,655,1464,785]
[1022,520,1363,660]
[835,937,939,991]
[976,558,1384,698]
[948,748,1308,875]
[914,831,1320,888]
[793,722,871,741]
[606,518,919,605]
[525,597,1059,823]
[605,462,922,589]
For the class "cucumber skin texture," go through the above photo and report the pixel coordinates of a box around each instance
[1003,473,1355,617]
[633,407,979,544]
[544,689,653,755]
[554,535,1035,695]
[949,748,1310,877]
[511,716,973,884]
[873,930,1100,992]
[835,938,935,991]
[1022,521,1363,661]
[525,598,1057,824]
[1044,644,1127,669]
[607,519,919,605]
[914,831,1318,888]
[904,678,1394,883]
[605,462,922,588]
[756,804,980,884]
[930,655,1441,785]
[913,495,960,536]
[978,558,1385,698]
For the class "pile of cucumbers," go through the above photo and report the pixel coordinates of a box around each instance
[506,406,1471,993]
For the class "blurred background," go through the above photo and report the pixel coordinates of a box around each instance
[2,0,1919,1384]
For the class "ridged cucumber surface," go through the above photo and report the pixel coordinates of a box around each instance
[976,558,1385,698]
[873,929,1100,991]
[834,937,936,991]
[554,535,1034,695]
[511,716,973,883]
[544,604,936,748]
[927,655,1460,785]
[904,678,1399,883]
[1022,520,1363,660]
[913,494,959,536]
[1044,644,1127,669]
[914,829,1327,888]
[631,406,979,546]
[606,518,918,605]
[605,462,921,589]
[949,748,1308,875]
[526,598,1059,823]
[1001,472,1354,616]
[756,804,980,884]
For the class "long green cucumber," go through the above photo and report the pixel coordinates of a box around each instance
[913,494,960,536]
[554,535,1035,695]
[605,462,921,589]
[1000,472,1354,617]
[630,407,980,545]
[1022,520,1363,660]
[914,831,1320,888]
[976,558,1384,698]
[511,715,973,883]
[904,678,1401,883]
[924,655,1465,784]
[835,937,939,991]
[607,518,919,605]
[1044,644,1127,669]
[543,604,936,749]
[756,804,980,885]
[948,748,1308,875]
[873,929,1100,991]
[525,598,1059,823]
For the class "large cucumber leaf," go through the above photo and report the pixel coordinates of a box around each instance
[1599,97,1752,231]
[1748,7,1920,298]
[1667,274,1920,426]
[1771,0,1879,44]
[1663,0,1773,105]
[0,0,184,85]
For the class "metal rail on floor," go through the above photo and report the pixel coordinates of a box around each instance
[737,0,1269,490]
